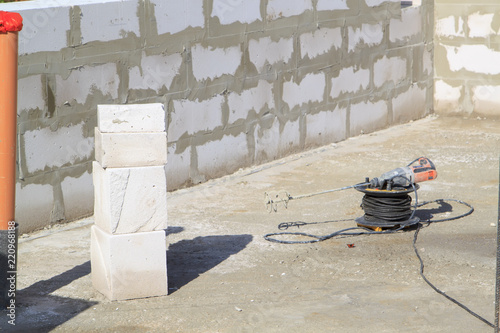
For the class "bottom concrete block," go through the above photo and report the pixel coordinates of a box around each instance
[91,225,167,300]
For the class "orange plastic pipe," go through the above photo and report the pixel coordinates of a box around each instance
[0,12,22,230]
[0,31,18,230]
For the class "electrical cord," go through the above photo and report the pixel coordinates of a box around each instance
[413,223,495,328]
[264,195,494,328]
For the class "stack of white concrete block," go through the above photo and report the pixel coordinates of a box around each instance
[91,103,168,301]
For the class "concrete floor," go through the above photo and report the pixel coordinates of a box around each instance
[2,115,500,332]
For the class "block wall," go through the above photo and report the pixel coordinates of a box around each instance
[3,0,433,233]
[434,0,500,116]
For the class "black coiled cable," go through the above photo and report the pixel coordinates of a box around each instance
[361,193,412,222]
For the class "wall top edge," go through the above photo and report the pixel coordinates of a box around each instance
[0,0,134,11]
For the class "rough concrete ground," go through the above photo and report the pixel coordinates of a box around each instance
[2,115,500,332]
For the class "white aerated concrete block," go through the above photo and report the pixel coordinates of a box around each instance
[18,7,71,54]
[267,0,313,20]
[348,23,384,52]
[97,104,166,133]
[93,162,168,234]
[23,121,94,174]
[191,44,242,81]
[331,66,370,98]
[95,128,167,168]
[248,37,293,72]
[168,95,224,143]
[389,6,422,42]
[228,80,275,123]
[317,0,348,10]
[468,12,495,38]
[151,0,204,35]
[80,1,140,43]
[91,226,167,301]
[55,63,119,106]
[435,16,465,37]
[283,73,325,110]
[211,0,262,25]
[350,100,388,136]
[443,44,500,75]
[373,55,407,88]
[305,107,347,146]
[300,28,342,59]
[128,53,183,92]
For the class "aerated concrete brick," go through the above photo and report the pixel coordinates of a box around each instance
[90,226,167,301]
[266,0,313,19]
[94,129,167,168]
[97,104,166,133]
[211,0,262,25]
[248,36,294,73]
[151,0,204,35]
[282,73,325,110]
[93,162,168,235]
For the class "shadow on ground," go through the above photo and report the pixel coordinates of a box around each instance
[167,234,253,293]
[1,261,97,332]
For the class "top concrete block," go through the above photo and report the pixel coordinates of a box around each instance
[267,0,313,20]
[18,6,71,55]
[211,0,262,25]
[151,0,204,35]
[80,1,140,43]
[97,104,166,133]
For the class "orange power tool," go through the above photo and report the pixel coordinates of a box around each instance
[368,157,437,189]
